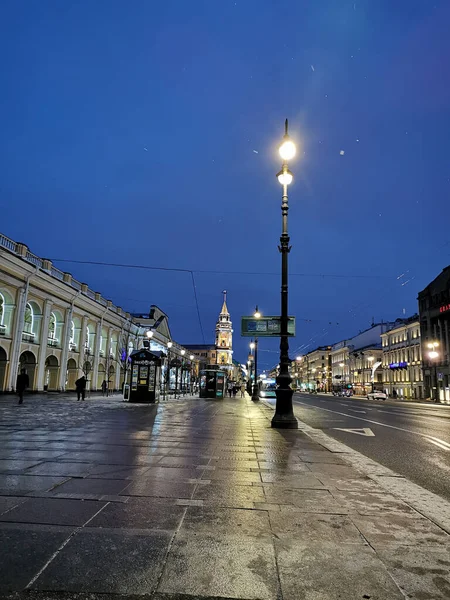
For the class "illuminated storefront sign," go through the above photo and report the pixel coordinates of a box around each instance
[440,304,450,314]
[389,361,408,369]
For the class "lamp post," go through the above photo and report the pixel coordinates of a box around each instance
[189,354,195,394]
[252,306,261,402]
[272,119,298,428]
[249,340,259,401]
[367,355,374,394]
[145,329,153,348]
[295,356,302,390]
[428,341,440,403]
[166,341,173,399]
[180,349,186,395]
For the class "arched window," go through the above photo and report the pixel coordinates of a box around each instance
[49,313,56,340]
[0,293,4,326]
[24,303,34,333]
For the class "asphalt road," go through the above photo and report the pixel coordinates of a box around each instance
[266,392,450,502]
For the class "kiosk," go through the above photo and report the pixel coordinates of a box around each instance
[199,369,226,399]
[128,349,162,403]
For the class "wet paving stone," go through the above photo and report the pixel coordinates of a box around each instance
[0,459,43,473]
[48,478,129,497]
[275,539,405,599]
[158,532,278,600]
[26,462,96,477]
[181,506,271,538]
[0,497,107,526]
[0,474,68,495]
[0,496,28,515]
[0,524,74,592]
[122,480,196,499]
[87,498,185,530]
[33,528,172,595]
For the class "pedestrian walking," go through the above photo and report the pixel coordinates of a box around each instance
[232,384,238,398]
[101,379,107,396]
[227,382,233,398]
[240,383,246,398]
[16,368,29,405]
[75,375,87,401]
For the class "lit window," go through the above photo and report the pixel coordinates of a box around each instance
[49,313,57,339]
[24,303,33,333]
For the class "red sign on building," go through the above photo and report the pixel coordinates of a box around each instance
[440,304,450,314]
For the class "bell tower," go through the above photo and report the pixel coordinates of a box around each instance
[215,290,233,372]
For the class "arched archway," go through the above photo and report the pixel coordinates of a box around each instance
[108,365,115,391]
[83,361,92,391]
[45,355,59,391]
[66,358,77,390]
[0,346,7,392]
[19,351,37,390]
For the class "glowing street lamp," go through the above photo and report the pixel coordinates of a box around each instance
[339,362,345,385]
[166,342,173,398]
[427,341,440,402]
[250,309,260,402]
[272,119,298,429]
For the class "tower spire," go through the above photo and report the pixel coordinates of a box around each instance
[221,290,229,315]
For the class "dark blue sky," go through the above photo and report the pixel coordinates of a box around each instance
[1,0,450,370]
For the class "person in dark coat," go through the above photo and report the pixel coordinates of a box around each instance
[101,379,107,396]
[16,369,29,405]
[75,376,87,401]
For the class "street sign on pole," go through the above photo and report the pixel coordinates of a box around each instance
[241,316,296,337]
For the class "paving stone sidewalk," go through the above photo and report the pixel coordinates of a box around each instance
[0,394,449,599]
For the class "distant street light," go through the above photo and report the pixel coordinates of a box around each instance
[428,341,440,402]
[272,119,298,429]
[180,349,186,396]
[250,310,260,402]
[166,341,173,398]
[189,354,195,394]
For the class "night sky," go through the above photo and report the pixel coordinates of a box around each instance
[1,1,450,371]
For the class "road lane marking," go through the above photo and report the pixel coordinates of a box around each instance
[348,409,367,414]
[427,439,450,451]
[334,427,375,437]
[425,435,450,450]
[294,400,450,451]
[374,410,450,426]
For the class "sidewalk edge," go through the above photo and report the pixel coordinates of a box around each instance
[259,400,450,535]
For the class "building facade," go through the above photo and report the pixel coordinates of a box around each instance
[381,316,423,399]
[330,323,394,393]
[0,232,191,394]
[215,291,233,374]
[183,344,216,372]
[293,347,331,392]
[349,346,383,396]
[418,266,450,402]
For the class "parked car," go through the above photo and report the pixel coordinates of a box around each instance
[367,390,387,401]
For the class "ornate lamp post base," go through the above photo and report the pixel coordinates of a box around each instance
[272,378,298,428]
